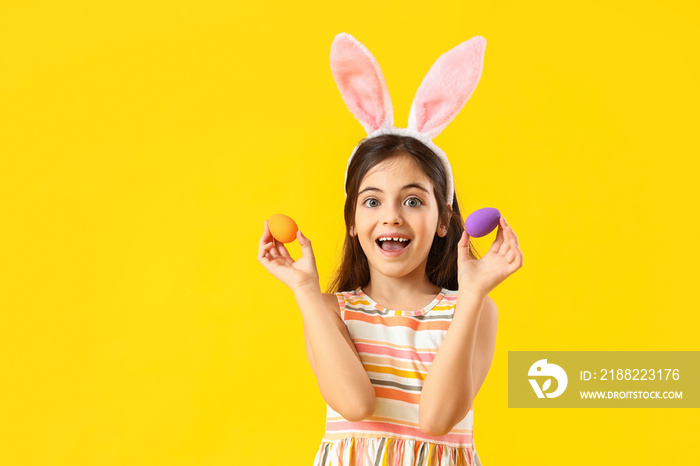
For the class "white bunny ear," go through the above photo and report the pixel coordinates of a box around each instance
[330,33,394,134]
[408,36,486,140]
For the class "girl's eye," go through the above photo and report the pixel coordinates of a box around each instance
[405,197,423,207]
[363,198,380,207]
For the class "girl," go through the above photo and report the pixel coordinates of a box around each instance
[257,34,523,465]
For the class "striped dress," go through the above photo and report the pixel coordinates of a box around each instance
[312,287,482,466]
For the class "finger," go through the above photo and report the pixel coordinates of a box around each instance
[269,245,280,259]
[258,236,276,261]
[498,218,516,255]
[507,247,524,274]
[259,220,273,251]
[499,229,513,261]
[505,244,517,263]
[503,225,514,248]
[258,252,270,267]
[506,227,520,259]
[458,229,469,247]
[259,222,282,261]
[276,240,292,259]
[505,219,519,247]
[507,244,524,270]
[261,242,275,255]
[457,230,471,261]
[514,247,523,268]
[502,225,521,259]
[507,258,519,275]
[490,218,506,254]
[494,224,508,255]
[261,220,273,243]
[297,230,316,262]
[258,243,274,265]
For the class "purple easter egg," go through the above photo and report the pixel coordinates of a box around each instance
[464,207,501,237]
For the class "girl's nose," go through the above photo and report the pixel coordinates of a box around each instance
[383,206,403,224]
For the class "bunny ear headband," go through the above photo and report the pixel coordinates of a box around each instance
[330,32,487,206]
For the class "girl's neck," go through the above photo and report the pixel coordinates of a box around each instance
[362,275,442,311]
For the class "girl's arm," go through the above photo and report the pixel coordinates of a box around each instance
[419,218,520,435]
[418,291,498,436]
[295,284,376,422]
[258,224,377,421]
[302,293,364,374]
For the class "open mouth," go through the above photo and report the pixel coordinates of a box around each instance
[376,238,412,252]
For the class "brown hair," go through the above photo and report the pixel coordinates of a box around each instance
[326,134,481,293]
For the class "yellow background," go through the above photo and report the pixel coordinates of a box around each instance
[1,1,698,465]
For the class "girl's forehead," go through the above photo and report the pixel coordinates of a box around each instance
[362,155,430,184]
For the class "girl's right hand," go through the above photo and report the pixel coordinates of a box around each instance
[257,220,321,294]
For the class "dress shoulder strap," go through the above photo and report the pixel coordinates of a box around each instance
[333,292,346,313]
[334,289,359,320]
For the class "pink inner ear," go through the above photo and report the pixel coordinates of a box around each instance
[410,36,486,139]
[331,34,392,133]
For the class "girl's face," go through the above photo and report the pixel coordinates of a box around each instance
[351,153,448,281]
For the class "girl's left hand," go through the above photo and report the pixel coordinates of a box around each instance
[457,216,523,297]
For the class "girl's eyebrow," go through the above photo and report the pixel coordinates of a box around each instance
[358,183,430,195]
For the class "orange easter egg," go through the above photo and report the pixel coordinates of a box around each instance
[268,214,298,243]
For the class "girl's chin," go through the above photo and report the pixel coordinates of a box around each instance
[368,263,422,281]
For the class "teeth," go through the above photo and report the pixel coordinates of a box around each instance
[377,237,410,242]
